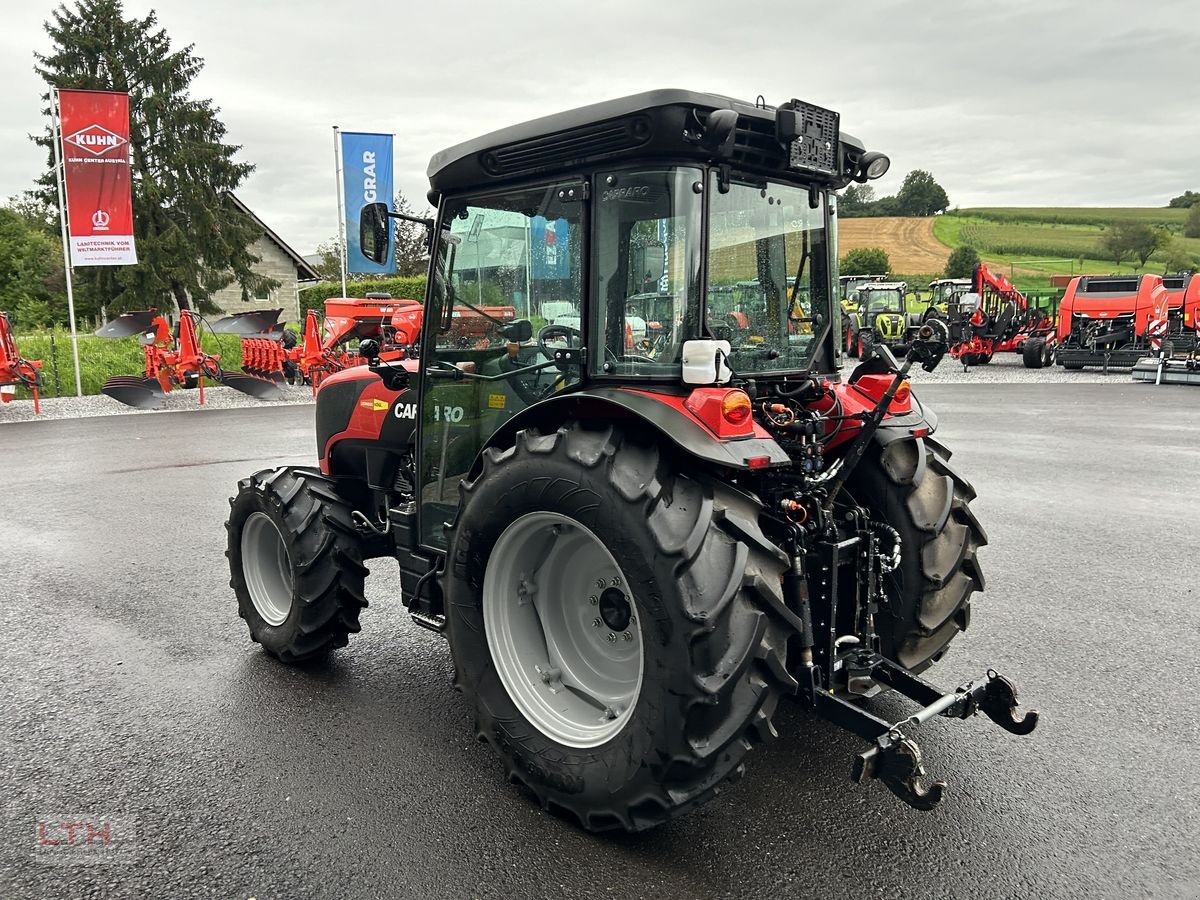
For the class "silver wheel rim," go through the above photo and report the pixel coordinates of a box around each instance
[483,512,643,748]
[241,511,294,627]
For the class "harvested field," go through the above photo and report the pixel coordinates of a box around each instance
[838,216,949,272]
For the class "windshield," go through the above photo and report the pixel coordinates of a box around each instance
[706,178,830,373]
[864,288,904,315]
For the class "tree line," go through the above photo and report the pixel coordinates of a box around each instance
[839,170,950,218]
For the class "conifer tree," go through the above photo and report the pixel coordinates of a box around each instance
[33,0,275,314]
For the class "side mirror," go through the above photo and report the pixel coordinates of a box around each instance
[359,202,391,265]
[630,241,666,291]
[503,319,533,343]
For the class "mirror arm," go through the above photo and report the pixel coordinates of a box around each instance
[386,210,436,229]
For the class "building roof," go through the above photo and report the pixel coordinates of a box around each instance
[227,193,320,282]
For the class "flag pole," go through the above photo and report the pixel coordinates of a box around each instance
[332,125,348,299]
[51,87,83,398]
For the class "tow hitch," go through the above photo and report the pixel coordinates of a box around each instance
[802,656,1038,809]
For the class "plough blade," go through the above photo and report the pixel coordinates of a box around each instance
[209,309,284,335]
[101,376,165,409]
[95,311,157,339]
[218,371,284,401]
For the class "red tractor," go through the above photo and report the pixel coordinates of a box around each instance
[0,311,43,414]
[941,264,1056,368]
[225,90,1036,831]
[1054,274,1171,371]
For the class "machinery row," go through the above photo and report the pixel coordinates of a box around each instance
[840,267,1200,383]
[3,263,1199,416]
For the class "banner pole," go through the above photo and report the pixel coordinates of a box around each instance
[51,87,83,398]
[333,126,348,299]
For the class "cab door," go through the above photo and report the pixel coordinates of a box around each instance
[416,183,586,550]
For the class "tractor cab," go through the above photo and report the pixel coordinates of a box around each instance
[357,90,887,549]
[853,281,911,349]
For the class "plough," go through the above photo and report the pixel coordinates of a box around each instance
[213,294,514,390]
[95,309,282,409]
[0,311,43,415]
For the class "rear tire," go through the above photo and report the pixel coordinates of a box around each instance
[226,467,368,663]
[1062,361,1084,371]
[845,436,986,671]
[444,422,796,832]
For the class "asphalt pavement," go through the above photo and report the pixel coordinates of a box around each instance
[1,383,1197,900]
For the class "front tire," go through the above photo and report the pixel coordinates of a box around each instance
[444,422,795,832]
[845,436,987,671]
[226,467,368,662]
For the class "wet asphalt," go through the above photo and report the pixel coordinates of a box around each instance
[0,382,1197,900]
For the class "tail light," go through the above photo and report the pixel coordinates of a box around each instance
[685,388,755,438]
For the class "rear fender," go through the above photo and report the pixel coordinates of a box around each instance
[474,386,790,476]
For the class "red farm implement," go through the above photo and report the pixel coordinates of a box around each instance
[0,311,43,414]
[217,294,515,390]
[939,264,1057,369]
[1056,274,1171,373]
[95,308,282,409]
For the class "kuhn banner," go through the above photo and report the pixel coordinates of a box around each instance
[58,89,137,266]
[340,131,393,273]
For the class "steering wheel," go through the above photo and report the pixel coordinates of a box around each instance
[537,323,582,360]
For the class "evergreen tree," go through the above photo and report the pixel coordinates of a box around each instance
[32,0,275,315]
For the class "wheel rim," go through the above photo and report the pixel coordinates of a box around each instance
[483,512,643,748]
[241,512,294,627]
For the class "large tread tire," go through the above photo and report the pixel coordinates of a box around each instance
[444,421,795,832]
[226,466,368,663]
[845,436,986,672]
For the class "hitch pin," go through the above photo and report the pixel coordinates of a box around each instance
[902,690,965,729]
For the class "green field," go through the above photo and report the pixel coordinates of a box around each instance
[933,207,1199,287]
[955,207,1188,227]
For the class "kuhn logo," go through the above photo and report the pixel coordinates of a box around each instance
[91,210,110,230]
[65,125,127,156]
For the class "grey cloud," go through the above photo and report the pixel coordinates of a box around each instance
[1,0,1196,254]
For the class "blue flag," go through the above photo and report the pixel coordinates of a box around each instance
[341,131,394,273]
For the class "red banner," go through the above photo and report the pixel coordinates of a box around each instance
[58,89,137,266]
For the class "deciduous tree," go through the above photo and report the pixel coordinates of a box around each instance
[896,170,949,217]
[392,189,431,277]
[1185,204,1200,239]
[944,245,981,279]
[0,206,67,328]
[840,247,890,276]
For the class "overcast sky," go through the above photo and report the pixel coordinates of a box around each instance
[1,0,1197,255]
